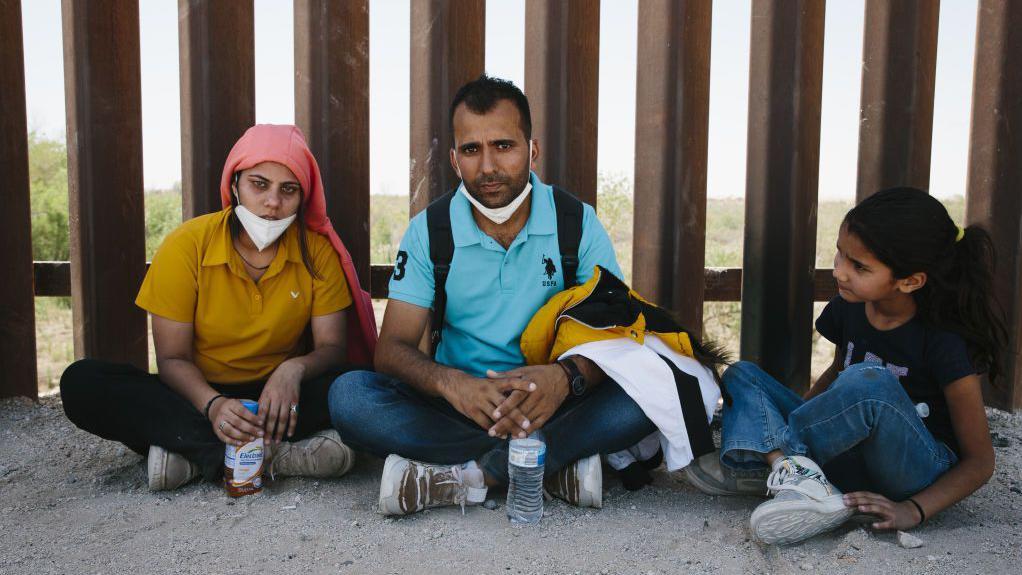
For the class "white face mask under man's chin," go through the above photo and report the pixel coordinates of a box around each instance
[454,140,534,226]
[233,203,297,251]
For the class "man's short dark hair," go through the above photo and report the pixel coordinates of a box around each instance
[449,74,532,141]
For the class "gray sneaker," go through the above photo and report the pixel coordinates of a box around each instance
[147,445,200,491]
[750,455,853,545]
[378,455,488,515]
[545,454,603,508]
[684,451,769,496]
[267,429,355,479]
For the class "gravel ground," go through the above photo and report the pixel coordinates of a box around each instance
[2,395,1021,575]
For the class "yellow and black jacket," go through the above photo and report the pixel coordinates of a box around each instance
[521,266,723,466]
[520,266,696,365]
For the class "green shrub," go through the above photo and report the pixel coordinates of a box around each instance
[28,131,70,262]
[145,184,182,259]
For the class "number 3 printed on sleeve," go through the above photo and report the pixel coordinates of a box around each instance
[393,250,408,281]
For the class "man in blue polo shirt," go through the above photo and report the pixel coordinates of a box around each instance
[329,75,655,515]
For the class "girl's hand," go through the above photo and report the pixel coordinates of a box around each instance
[259,361,305,444]
[844,491,922,530]
[209,398,265,447]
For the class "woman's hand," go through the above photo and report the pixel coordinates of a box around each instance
[208,397,265,447]
[259,360,305,444]
[844,491,922,530]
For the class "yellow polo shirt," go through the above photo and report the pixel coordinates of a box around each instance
[136,208,351,383]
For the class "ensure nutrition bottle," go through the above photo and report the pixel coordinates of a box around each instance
[224,399,264,497]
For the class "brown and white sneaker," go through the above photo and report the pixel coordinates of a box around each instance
[267,429,355,479]
[545,453,602,508]
[147,445,200,491]
[378,454,488,515]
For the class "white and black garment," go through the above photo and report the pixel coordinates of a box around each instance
[560,336,720,472]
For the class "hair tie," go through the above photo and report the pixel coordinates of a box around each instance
[955,225,965,243]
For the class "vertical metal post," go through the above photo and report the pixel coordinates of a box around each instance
[524,0,600,206]
[741,0,826,392]
[178,0,255,219]
[856,0,939,201]
[0,0,38,398]
[295,0,370,286]
[409,0,485,216]
[965,0,1022,411]
[62,0,148,368]
[632,0,712,335]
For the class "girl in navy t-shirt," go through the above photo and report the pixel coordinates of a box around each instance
[687,188,1006,545]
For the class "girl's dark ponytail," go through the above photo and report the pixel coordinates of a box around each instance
[942,225,1008,382]
[845,188,1008,383]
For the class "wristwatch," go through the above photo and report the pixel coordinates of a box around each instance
[558,356,587,397]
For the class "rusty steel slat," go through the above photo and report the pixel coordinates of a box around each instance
[856,0,939,201]
[294,0,370,287]
[0,0,38,399]
[632,0,712,336]
[965,0,1022,411]
[524,0,600,207]
[178,0,255,219]
[741,0,825,393]
[409,0,485,216]
[61,0,148,368]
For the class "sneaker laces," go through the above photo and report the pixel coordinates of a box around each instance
[765,458,833,498]
[268,438,321,481]
[412,463,469,514]
[544,464,576,504]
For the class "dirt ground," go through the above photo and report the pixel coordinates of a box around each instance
[1,395,1020,575]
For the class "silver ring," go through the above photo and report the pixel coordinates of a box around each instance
[219,420,226,431]
[289,403,298,414]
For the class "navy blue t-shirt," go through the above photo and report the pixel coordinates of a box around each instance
[815,296,975,453]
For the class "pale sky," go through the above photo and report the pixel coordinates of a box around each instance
[20,0,978,200]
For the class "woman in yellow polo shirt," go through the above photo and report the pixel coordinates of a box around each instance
[60,125,377,491]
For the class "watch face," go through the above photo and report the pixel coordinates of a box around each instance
[571,376,586,396]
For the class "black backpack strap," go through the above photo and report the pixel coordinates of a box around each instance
[552,186,583,288]
[426,191,456,356]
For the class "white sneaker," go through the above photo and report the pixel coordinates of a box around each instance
[378,454,488,516]
[750,455,853,545]
[545,454,603,508]
[147,445,200,491]
[267,429,355,479]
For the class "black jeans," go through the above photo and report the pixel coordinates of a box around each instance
[60,358,353,481]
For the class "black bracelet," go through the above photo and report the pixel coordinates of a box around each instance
[203,394,225,420]
[907,497,926,525]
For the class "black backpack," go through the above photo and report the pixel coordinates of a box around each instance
[425,186,584,355]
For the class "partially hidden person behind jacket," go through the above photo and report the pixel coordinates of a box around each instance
[60,124,377,491]
[520,264,730,491]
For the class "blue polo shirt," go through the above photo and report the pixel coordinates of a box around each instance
[388,172,622,376]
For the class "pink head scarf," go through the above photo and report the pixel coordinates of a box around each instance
[220,124,377,366]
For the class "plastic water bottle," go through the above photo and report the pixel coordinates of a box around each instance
[507,437,546,525]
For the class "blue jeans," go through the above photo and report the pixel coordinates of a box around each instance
[720,361,957,500]
[328,370,656,485]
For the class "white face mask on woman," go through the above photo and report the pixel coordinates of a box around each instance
[455,140,534,225]
[233,203,297,251]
